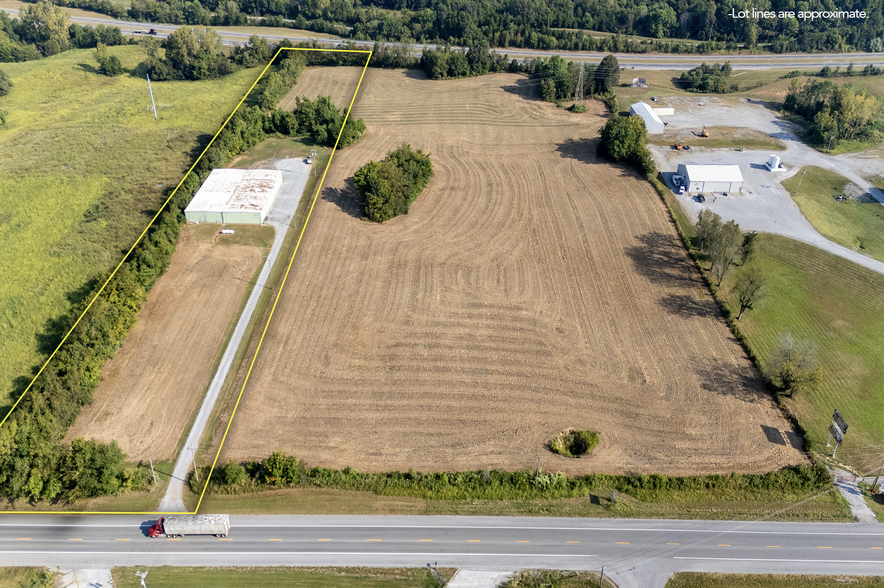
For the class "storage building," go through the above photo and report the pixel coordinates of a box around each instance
[185,169,283,225]
[676,164,744,193]
[629,102,665,134]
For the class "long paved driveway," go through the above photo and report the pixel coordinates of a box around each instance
[2,515,884,587]
[158,159,311,512]
[650,96,884,277]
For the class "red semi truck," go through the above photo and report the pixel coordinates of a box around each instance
[149,514,230,538]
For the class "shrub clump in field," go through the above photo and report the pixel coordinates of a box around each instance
[354,143,434,222]
[570,103,587,113]
[550,429,600,457]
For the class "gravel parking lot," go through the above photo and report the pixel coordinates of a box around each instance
[648,97,884,276]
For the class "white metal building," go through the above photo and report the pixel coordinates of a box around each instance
[184,168,283,225]
[629,101,665,134]
[676,164,744,193]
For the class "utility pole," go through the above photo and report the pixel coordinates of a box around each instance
[146,74,158,120]
[149,457,158,488]
[191,447,200,483]
[574,62,584,103]
[872,463,884,494]
[599,565,606,587]
[796,168,807,192]
[828,134,835,153]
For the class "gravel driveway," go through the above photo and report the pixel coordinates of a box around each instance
[648,96,884,276]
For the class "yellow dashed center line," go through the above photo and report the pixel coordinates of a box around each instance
[317,539,332,541]
[616,542,630,545]
[268,538,283,541]
[367,538,382,542]
[17,538,30,541]
[167,538,181,541]
[566,541,580,544]
[468,540,481,543]
[718,544,731,547]
[69,538,83,541]
[419,539,433,542]
[870,547,883,550]
[819,546,832,549]
[218,538,232,541]
[516,540,530,543]
[666,543,679,546]
[767,545,781,548]
[115,538,130,541]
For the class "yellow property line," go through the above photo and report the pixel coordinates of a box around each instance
[0,46,372,515]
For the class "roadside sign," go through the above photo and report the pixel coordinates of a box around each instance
[833,409,848,435]
[829,421,844,446]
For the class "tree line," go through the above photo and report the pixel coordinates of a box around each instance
[354,143,434,222]
[1,3,127,62]
[15,0,883,54]
[784,77,884,150]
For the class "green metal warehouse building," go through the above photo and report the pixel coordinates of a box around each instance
[184,168,283,225]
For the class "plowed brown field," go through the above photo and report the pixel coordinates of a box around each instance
[219,68,805,475]
[278,65,363,111]
[68,226,268,461]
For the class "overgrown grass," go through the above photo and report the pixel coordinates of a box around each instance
[667,573,884,587]
[503,570,612,588]
[716,234,884,472]
[110,567,453,588]
[550,430,599,457]
[0,46,260,406]
[0,568,53,588]
[781,166,884,261]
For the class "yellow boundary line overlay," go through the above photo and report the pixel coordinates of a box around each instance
[0,46,372,515]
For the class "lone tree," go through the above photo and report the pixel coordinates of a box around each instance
[732,266,765,319]
[93,43,123,76]
[695,210,742,286]
[767,331,823,397]
[0,69,11,97]
[741,231,758,266]
[596,54,620,94]
[597,114,655,177]
[353,143,433,222]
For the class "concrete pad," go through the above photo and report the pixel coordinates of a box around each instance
[833,467,879,524]
[447,569,515,588]
[57,568,115,588]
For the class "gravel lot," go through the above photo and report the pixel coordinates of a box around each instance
[648,96,884,276]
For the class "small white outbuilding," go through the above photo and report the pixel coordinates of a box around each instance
[676,164,744,193]
[629,102,665,134]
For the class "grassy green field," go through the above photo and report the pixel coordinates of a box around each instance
[0,568,53,588]
[667,573,884,587]
[0,46,261,407]
[717,234,884,472]
[111,567,453,588]
[782,167,884,262]
[192,484,852,522]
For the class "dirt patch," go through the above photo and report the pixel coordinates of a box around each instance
[844,182,877,203]
[218,69,805,476]
[67,226,267,461]
[278,66,367,112]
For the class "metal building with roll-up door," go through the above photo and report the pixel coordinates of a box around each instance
[676,164,743,194]
[184,168,283,225]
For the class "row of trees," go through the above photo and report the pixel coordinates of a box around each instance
[353,143,434,222]
[784,78,884,149]
[1,4,127,62]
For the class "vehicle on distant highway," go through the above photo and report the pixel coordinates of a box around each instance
[149,514,230,538]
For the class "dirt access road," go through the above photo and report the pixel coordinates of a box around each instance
[217,68,805,476]
[67,225,268,461]
[649,96,884,276]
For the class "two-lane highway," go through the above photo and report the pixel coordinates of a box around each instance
[2,516,884,586]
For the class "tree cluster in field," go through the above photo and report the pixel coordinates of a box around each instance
[784,78,884,149]
[23,0,883,55]
[1,4,128,62]
[596,114,656,178]
[92,43,123,76]
[549,430,599,458]
[192,452,831,501]
[766,331,824,398]
[353,144,434,223]
[286,95,366,148]
[680,62,739,93]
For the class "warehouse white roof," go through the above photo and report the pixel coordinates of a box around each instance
[682,164,743,183]
[630,102,663,125]
[186,169,282,214]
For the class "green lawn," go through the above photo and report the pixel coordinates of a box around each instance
[0,568,53,588]
[111,567,453,588]
[667,573,884,587]
[0,46,261,407]
[717,234,884,472]
[782,166,884,262]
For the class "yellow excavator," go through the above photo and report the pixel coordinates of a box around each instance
[701,126,710,137]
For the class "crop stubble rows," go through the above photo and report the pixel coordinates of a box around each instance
[217,67,804,475]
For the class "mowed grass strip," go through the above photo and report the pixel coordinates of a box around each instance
[782,166,884,262]
[718,234,884,471]
[666,573,884,587]
[0,46,260,406]
[110,566,454,588]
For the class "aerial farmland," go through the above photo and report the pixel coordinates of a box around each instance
[214,67,805,477]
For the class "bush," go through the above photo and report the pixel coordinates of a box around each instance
[597,114,656,177]
[292,95,365,148]
[550,430,600,457]
[0,68,11,96]
[353,143,434,222]
[570,103,587,113]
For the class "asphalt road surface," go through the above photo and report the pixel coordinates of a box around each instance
[2,515,884,587]
[4,7,884,70]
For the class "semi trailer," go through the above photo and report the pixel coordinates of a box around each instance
[148,514,230,538]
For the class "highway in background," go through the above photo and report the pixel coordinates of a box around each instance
[3,7,884,70]
[2,515,884,587]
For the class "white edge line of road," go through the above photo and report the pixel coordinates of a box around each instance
[674,557,884,563]
[5,523,884,537]
[0,551,595,557]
